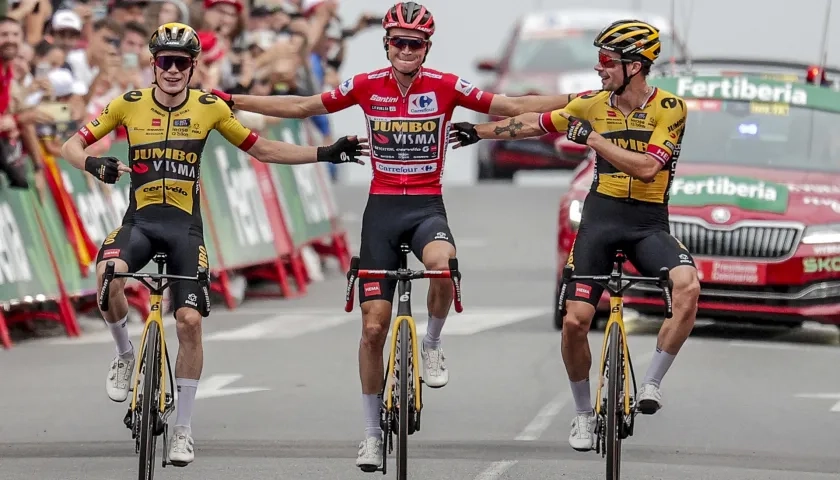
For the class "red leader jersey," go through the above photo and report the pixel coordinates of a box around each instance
[320,66,494,195]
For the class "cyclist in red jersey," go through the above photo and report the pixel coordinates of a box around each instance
[211,2,585,470]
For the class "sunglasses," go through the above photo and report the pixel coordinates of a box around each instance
[386,36,428,51]
[598,52,635,68]
[154,55,193,72]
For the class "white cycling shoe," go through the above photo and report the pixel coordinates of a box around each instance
[637,383,663,414]
[356,436,383,472]
[421,342,448,388]
[106,347,135,403]
[569,412,597,451]
[169,426,195,466]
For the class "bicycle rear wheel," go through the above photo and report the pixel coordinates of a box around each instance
[138,322,161,480]
[605,323,622,480]
[396,321,410,480]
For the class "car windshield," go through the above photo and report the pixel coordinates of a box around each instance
[677,100,840,173]
[508,29,682,73]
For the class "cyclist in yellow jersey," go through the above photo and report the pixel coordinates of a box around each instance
[450,19,700,452]
[60,22,367,467]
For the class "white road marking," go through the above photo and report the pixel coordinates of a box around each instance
[41,307,548,345]
[473,460,518,480]
[729,341,838,351]
[513,171,574,187]
[194,374,270,400]
[45,317,177,345]
[514,392,570,441]
[205,313,354,341]
[515,351,654,442]
[386,308,548,338]
[794,393,840,412]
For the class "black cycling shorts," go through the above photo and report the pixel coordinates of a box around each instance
[96,220,210,317]
[358,194,455,304]
[566,194,696,308]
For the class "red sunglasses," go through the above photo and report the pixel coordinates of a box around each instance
[386,36,428,51]
[598,52,634,68]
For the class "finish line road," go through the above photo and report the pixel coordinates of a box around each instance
[2,185,839,480]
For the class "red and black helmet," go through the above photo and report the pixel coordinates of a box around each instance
[382,2,435,37]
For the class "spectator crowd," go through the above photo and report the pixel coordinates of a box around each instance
[0,0,381,188]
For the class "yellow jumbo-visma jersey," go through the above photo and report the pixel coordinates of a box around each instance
[541,89,687,204]
[79,88,257,224]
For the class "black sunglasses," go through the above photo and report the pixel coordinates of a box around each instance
[154,55,193,71]
[386,36,428,50]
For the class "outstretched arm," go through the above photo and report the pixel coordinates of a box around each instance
[487,91,592,117]
[474,112,547,141]
[212,73,361,119]
[246,136,368,165]
[228,92,328,119]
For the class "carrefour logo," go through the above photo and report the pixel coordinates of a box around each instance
[676,77,808,105]
[408,92,438,114]
[376,162,437,174]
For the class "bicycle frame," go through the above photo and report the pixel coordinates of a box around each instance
[344,246,463,477]
[99,255,210,473]
[557,252,674,416]
[595,296,634,417]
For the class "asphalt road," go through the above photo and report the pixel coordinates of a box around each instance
[3,184,840,480]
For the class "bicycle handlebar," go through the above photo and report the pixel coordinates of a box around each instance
[344,256,463,313]
[98,261,211,315]
[557,265,673,320]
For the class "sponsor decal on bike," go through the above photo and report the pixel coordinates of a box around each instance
[669,175,789,213]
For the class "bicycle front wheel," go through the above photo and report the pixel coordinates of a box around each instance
[605,323,623,480]
[139,322,161,480]
[396,321,410,480]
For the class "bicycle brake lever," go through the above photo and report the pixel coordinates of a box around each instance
[448,258,463,313]
[99,261,116,312]
[658,267,673,319]
[345,256,360,312]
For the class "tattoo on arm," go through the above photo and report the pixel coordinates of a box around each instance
[493,118,525,138]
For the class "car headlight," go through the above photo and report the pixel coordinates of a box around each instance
[569,199,583,231]
[801,223,840,244]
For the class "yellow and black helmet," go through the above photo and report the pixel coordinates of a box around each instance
[149,23,202,58]
[593,19,661,64]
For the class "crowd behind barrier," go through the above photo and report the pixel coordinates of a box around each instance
[0,0,380,348]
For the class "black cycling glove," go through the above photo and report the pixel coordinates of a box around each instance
[565,116,594,145]
[450,121,481,147]
[317,136,367,164]
[85,156,121,184]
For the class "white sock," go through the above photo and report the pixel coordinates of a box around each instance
[424,315,446,348]
[108,316,132,358]
[570,378,593,415]
[363,393,382,439]
[175,378,199,430]
[643,347,676,387]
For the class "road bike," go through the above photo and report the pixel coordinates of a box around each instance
[99,252,210,480]
[344,243,463,480]
[556,249,673,480]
